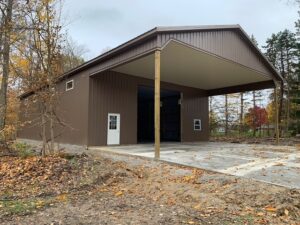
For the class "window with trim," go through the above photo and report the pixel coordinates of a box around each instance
[66,80,74,91]
[194,119,201,131]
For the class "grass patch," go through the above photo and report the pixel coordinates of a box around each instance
[12,142,35,158]
[0,198,54,216]
[232,214,255,225]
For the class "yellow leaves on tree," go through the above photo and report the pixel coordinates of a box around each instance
[266,102,275,124]
[0,89,19,141]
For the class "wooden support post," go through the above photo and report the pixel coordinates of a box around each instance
[274,82,279,145]
[154,50,161,159]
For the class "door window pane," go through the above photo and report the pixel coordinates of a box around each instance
[109,116,117,130]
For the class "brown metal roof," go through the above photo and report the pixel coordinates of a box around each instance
[20,25,283,99]
[60,25,281,80]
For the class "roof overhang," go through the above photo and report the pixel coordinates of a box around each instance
[20,24,283,99]
[113,40,276,96]
[59,25,283,82]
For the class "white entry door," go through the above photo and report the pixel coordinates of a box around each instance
[107,113,120,145]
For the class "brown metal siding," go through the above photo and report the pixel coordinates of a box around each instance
[88,72,138,146]
[181,90,209,142]
[17,95,42,141]
[88,71,208,146]
[55,71,90,145]
[158,30,271,76]
[18,71,90,146]
[89,37,158,75]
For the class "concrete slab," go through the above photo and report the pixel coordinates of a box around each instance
[89,142,300,189]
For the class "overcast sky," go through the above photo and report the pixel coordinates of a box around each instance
[62,0,299,60]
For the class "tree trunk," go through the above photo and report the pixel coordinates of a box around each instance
[278,81,284,137]
[285,87,290,136]
[49,103,54,154]
[225,94,228,136]
[239,92,244,135]
[41,108,47,157]
[253,91,256,137]
[0,0,13,134]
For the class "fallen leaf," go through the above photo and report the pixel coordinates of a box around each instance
[56,194,68,202]
[193,204,201,210]
[265,206,277,212]
[35,200,45,208]
[115,191,123,197]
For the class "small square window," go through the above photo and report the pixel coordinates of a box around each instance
[66,80,74,91]
[194,119,201,131]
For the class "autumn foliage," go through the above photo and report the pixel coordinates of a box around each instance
[245,106,268,130]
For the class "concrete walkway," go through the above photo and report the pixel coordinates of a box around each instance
[89,142,300,189]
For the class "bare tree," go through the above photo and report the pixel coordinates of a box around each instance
[62,36,88,72]
[0,0,13,139]
[239,92,244,135]
[225,94,228,135]
[16,0,65,156]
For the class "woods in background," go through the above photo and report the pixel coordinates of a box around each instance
[0,0,87,155]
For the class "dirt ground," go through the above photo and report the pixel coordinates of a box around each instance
[0,151,300,225]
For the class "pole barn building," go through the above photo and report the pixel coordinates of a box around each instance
[18,25,283,155]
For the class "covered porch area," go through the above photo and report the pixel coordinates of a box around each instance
[112,38,282,158]
[89,142,300,189]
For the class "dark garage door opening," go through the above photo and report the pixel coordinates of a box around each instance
[138,86,181,143]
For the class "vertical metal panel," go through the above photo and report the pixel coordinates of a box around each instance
[55,71,90,145]
[18,71,90,146]
[158,30,271,76]
[88,71,138,146]
[19,69,209,147]
[89,37,158,75]
[88,71,209,146]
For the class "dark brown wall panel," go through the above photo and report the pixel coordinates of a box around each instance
[88,72,138,146]
[181,91,209,142]
[55,71,90,145]
[19,70,209,147]
[18,71,90,146]
[17,95,42,141]
[88,71,209,146]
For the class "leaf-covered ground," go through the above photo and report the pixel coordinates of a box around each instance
[0,151,299,225]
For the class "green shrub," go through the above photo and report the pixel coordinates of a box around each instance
[13,142,35,158]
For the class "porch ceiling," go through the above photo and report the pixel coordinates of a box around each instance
[112,40,274,93]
